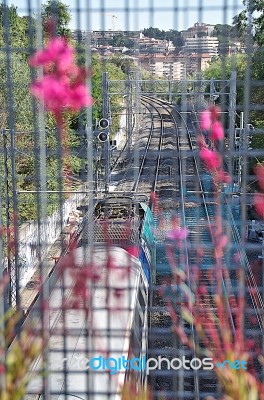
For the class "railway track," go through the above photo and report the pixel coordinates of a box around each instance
[142,96,263,399]
[111,99,178,206]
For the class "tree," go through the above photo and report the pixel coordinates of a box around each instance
[231,1,264,128]
[0,5,35,48]
[142,27,183,49]
[41,0,71,38]
[0,53,33,131]
[90,54,125,131]
[203,54,247,82]
[233,0,264,46]
[203,54,247,127]
[0,4,18,29]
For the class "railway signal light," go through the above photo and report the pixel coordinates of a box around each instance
[98,131,109,142]
[98,118,109,129]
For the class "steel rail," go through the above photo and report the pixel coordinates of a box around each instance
[145,97,237,327]
[188,108,264,335]
[112,105,156,193]
[141,95,200,398]
[114,98,168,202]
[132,99,164,195]
[180,104,237,336]
[142,95,262,397]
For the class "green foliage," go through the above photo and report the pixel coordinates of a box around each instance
[204,54,247,110]
[0,53,33,131]
[107,54,133,74]
[233,12,247,44]
[249,51,264,128]
[142,27,183,48]
[0,1,126,224]
[234,0,264,46]
[110,33,136,48]
[212,24,237,39]
[41,0,71,38]
[228,2,264,128]
[91,54,125,133]
[204,54,247,81]
[204,50,264,129]
[212,24,238,55]
[0,5,35,49]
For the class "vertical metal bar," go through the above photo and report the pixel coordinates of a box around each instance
[3,131,11,308]
[0,130,5,392]
[85,2,94,396]
[2,0,20,311]
[35,2,51,397]
[169,64,172,104]
[229,70,237,189]
[241,0,254,335]
[102,71,109,195]
[126,67,132,157]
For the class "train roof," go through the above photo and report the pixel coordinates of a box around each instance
[25,245,148,400]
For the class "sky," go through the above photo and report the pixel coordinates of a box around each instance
[7,0,245,32]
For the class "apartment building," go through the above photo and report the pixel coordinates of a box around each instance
[139,34,175,53]
[139,52,211,80]
[181,22,215,40]
[183,36,219,56]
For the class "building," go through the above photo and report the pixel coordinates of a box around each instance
[139,52,212,80]
[181,22,215,40]
[139,34,175,54]
[183,36,219,56]
[139,54,184,79]
[71,30,139,45]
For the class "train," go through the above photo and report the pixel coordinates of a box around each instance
[81,195,156,283]
[24,195,156,400]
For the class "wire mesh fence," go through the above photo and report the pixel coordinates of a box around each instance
[0,0,264,399]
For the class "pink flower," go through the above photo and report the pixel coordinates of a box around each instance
[253,193,264,219]
[67,83,93,111]
[214,234,228,250]
[197,134,207,149]
[210,121,224,141]
[200,148,221,171]
[198,285,207,295]
[166,227,188,241]
[209,105,221,121]
[31,75,92,113]
[215,170,231,184]
[214,234,228,258]
[30,37,93,115]
[31,76,69,113]
[200,110,211,131]
[29,37,74,72]
[254,164,264,191]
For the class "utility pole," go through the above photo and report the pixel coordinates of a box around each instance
[102,72,110,196]
[209,78,219,105]
[169,64,172,103]
[229,70,237,191]
[238,111,244,191]
[2,129,19,309]
[125,66,132,156]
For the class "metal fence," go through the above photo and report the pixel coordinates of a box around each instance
[0,0,264,399]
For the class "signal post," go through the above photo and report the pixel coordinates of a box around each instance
[101,72,110,195]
